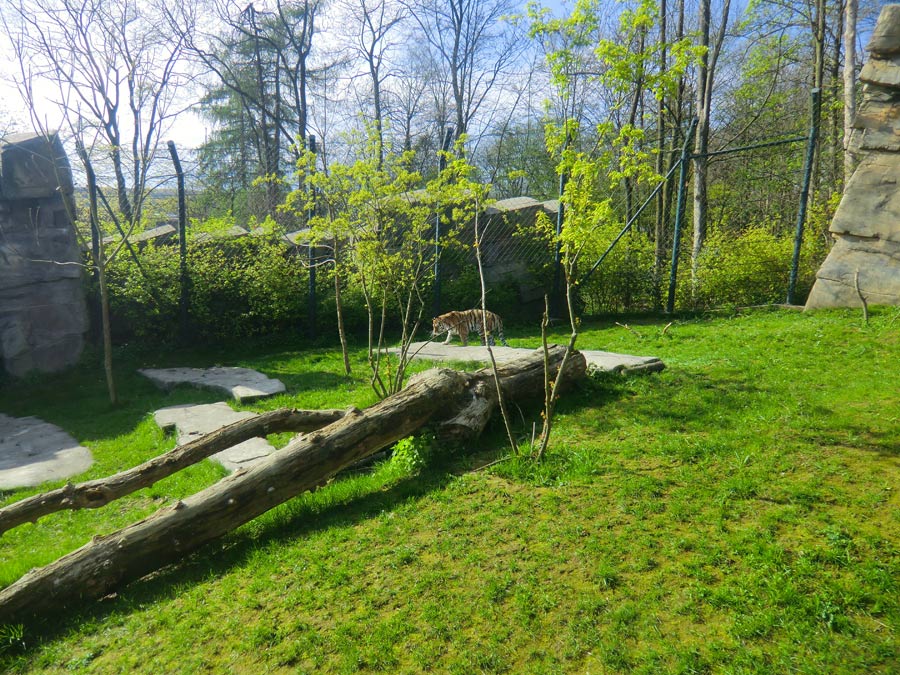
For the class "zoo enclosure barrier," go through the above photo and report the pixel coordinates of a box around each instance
[575,89,822,316]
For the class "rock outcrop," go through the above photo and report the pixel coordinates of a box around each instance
[806,5,900,310]
[0,132,87,377]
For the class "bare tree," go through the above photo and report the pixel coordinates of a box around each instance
[169,0,321,211]
[405,0,525,147]
[7,0,187,226]
[340,0,407,165]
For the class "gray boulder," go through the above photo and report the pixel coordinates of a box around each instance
[806,5,900,310]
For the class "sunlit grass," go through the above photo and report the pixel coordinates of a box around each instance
[0,307,898,673]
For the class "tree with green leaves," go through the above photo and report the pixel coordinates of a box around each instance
[284,129,486,396]
[526,0,694,451]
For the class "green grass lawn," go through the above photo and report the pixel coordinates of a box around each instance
[0,307,898,674]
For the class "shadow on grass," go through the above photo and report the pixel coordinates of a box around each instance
[796,424,900,458]
[260,369,353,393]
[1,372,629,658]
[0,460,457,660]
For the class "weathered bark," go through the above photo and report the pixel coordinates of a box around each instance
[0,348,584,624]
[843,0,858,183]
[439,347,586,442]
[0,408,347,536]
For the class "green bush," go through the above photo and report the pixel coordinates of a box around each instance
[578,224,657,314]
[187,237,308,340]
[103,230,309,344]
[102,244,181,342]
[689,220,828,309]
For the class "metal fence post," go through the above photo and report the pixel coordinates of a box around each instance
[667,118,698,314]
[308,134,317,338]
[787,88,821,305]
[167,141,189,340]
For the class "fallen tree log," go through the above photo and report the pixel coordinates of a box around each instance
[0,347,585,624]
[0,408,347,536]
[439,348,586,442]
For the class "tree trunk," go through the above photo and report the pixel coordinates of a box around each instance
[691,0,711,288]
[0,347,585,624]
[811,0,827,195]
[334,238,351,376]
[691,0,730,292]
[653,0,668,309]
[843,0,858,183]
[78,143,117,405]
[0,408,347,535]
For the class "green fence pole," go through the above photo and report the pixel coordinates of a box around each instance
[666,117,698,314]
[308,135,317,338]
[167,141,189,340]
[787,88,821,305]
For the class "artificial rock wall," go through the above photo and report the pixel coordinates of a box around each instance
[0,132,87,377]
[806,5,900,309]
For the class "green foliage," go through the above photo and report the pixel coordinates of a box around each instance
[186,236,307,340]
[579,224,657,313]
[102,230,308,343]
[0,624,25,655]
[101,243,181,341]
[689,220,829,309]
[388,433,435,476]
[283,129,490,395]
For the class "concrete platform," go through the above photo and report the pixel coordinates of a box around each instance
[395,342,665,374]
[153,402,276,472]
[139,366,286,403]
[0,414,93,490]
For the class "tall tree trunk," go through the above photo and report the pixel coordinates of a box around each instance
[691,0,711,288]
[624,28,646,224]
[691,0,731,291]
[811,0,827,195]
[654,0,670,309]
[842,0,858,184]
[78,143,117,405]
[829,0,844,189]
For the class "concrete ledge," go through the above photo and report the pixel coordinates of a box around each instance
[394,342,665,374]
[0,414,93,489]
[139,366,286,403]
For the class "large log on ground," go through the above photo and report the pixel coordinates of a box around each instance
[0,408,347,536]
[440,346,586,442]
[0,347,584,624]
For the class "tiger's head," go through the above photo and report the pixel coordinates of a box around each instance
[431,311,458,336]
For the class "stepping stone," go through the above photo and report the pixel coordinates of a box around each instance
[395,342,665,374]
[153,402,277,472]
[0,414,93,490]
[139,366,286,403]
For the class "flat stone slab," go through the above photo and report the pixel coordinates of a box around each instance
[153,402,276,472]
[395,342,665,374]
[139,366,286,403]
[0,414,93,490]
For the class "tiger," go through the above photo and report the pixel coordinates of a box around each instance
[431,309,509,347]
